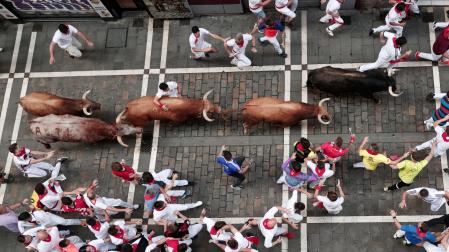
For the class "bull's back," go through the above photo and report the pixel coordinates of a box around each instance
[20,92,79,116]
[244,99,311,122]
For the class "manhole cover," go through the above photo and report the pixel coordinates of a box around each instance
[105,28,128,48]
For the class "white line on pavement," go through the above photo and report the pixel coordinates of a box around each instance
[307,215,440,223]
[29,69,144,78]
[0,32,36,204]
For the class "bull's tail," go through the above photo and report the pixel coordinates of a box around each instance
[221,108,242,121]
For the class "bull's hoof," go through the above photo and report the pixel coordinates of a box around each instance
[426,92,435,102]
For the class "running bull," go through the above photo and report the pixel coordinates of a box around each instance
[116,89,221,128]
[223,97,331,134]
[20,90,101,116]
[306,66,403,103]
[29,114,141,148]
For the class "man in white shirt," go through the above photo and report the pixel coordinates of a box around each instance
[249,0,272,21]
[359,31,410,74]
[282,190,306,230]
[189,26,224,60]
[212,223,258,252]
[308,159,335,183]
[416,116,449,157]
[224,33,257,69]
[33,179,84,211]
[199,208,233,242]
[319,0,345,37]
[36,226,62,252]
[259,206,294,248]
[152,199,203,225]
[17,226,43,251]
[313,179,345,215]
[275,0,297,27]
[86,217,110,240]
[153,81,182,111]
[17,210,82,233]
[9,143,67,178]
[79,239,111,252]
[107,219,142,245]
[370,3,407,37]
[400,187,449,212]
[49,24,94,64]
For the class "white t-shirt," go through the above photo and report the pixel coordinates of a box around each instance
[203,217,232,241]
[189,28,210,50]
[258,207,279,248]
[406,187,447,211]
[13,148,31,170]
[153,204,177,222]
[317,195,344,214]
[326,0,342,13]
[386,4,406,24]
[379,31,401,62]
[52,25,79,49]
[37,227,61,252]
[39,180,63,210]
[224,232,250,252]
[155,81,179,98]
[22,226,43,251]
[109,220,137,245]
[226,34,252,55]
[249,0,263,13]
[282,190,303,223]
[435,126,449,156]
[308,161,334,179]
[275,0,289,8]
[87,239,109,252]
[88,221,110,240]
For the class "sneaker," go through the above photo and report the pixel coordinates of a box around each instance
[415,51,421,60]
[383,187,389,192]
[181,190,192,199]
[278,52,288,58]
[443,168,449,174]
[230,185,243,190]
[326,27,334,37]
[402,240,411,246]
[230,58,238,66]
[208,239,215,243]
[133,204,139,210]
[205,53,210,58]
[426,92,435,102]
[369,29,374,36]
[276,176,285,184]
[425,121,432,130]
[56,157,68,163]
[193,201,203,208]
[432,22,437,31]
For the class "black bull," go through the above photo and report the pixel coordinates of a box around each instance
[306,67,403,103]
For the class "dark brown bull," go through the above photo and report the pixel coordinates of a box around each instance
[20,90,101,116]
[224,97,331,134]
[116,89,221,129]
[29,114,142,148]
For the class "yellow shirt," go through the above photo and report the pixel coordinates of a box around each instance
[359,150,391,171]
[397,160,429,184]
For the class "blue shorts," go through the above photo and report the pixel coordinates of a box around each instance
[253,10,266,19]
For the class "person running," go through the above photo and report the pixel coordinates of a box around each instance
[319,0,345,37]
[416,115,449,156]
[353,136,391,171]
[33,179,84,212]
[278,152,317,188]
[390,210,437,246]
[400,187,449,212]
[252,18,287,58]
[110,159,140,184]
[49,24,94,64]
[259,205,295,248]
[315,135,355,163]
[211,223,259,252]
[199,208,233,242]
[416,25,449,64]
[216,145,252,190]
[424,92,449,129]
[0,199,28,232]
[274,0,297,28]
[369,2,407,37]
[152,200,203,226]
[153,81,182,111]
[248,0,272,21]
[189,26,224,60]
[313,179,345,215]
[282,190,306,230]
[385,141,437,191]
[224,33,257,69]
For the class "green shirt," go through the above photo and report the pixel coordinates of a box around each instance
[397,160,429,184]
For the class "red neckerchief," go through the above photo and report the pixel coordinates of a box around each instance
[47,183,57,194]
[210,227,218,235]
[237,40,244,48]
[155,204,166,211]
[43,234,51,243]
[15,147,26,157]
[166,240,179,252]
[296,143,305,152]
[91,221,101,231]
[289,168,301,177]
[416,227,427,238]
[194,34,199,44]
[144,193,156,201]
[442,132,449,142]
[245,236,260,245]
[112,226,128,243]
[315,167,326,177]
[262,219,274,230]
[392,37,400,48]
[366,149,378,155]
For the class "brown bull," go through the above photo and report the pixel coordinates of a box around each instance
[20,90,101,117]
[116,89,220,135]
[224,97,331,134]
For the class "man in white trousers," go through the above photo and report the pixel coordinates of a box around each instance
[17,210,83,233]
[34,178,84,212]
[369,3,407,37]
[416,25,449,64]
[259,206,295,248]
[224,33,257,69]
[141,169,189,198]
[199,208,233,242]
[424,93,449,129]
[252,18,287,58]
[416,116,449,156]
[320,0,345,37]
[281,189,307,230]
[107,219,142,245]
[152,199,203,225]
[359,31,410,74]
[249,0,272,21]
[189,26,224,60]
[9,143,67,179]
[434,22,449,31]
[49,23,94,64]
[275,0,297,28]
[400,187,449,212]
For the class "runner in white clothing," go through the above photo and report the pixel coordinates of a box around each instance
[423,231,449,252]
[17,210,82,234]
[33,179,84,211]
[370,3,407,37]
[17,226,43,251]
[79,239,111,252]
[433,22,449,31]
[86,217,110,240]
[319,0,345,37]
[49,24,94,64]
[224,33,257,68]
[36,227,62,252]
[9,143,67,179]
[416,116,449,157]
[189,26,224,60]
[400,187,449,212]
[153,81,182,111]
[152,199,203,225]
[199,208,233,242]
[359,31,410,74]
[313,179,345,215]
[212,224,258,252]
[248,0,272,20]
[259,206,295,248]
[107,219,142,245]
[275,0,297,27]
[282,190,306,230]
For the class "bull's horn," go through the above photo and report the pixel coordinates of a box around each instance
[203,110,214,122]
[317,115,331,125]
[82,106,93,116]
[318,98,330,107]
[388,86,403,97]
[117,136,128,148]
[82,89,91,100]
[202,89,214,101]
[115,110,126,124]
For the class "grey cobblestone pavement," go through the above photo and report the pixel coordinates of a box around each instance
[0,5,449,252]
